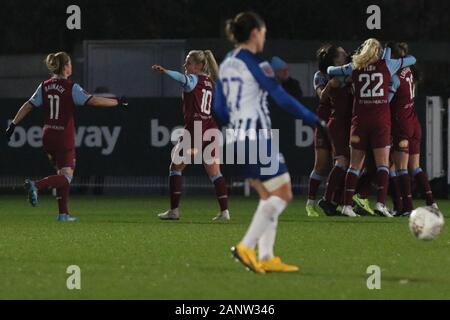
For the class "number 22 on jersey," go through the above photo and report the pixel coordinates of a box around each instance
[358,73,384,98]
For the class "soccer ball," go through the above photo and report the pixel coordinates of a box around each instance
[409,206,445,240]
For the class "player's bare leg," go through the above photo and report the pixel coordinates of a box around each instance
[341,148,365,217]
[372,147,394,217]
[409,153,437,208]
[231,177,298,273]
[204,162,230,221]
[306,148,331,217]
[158,161,186,220]
[393,148,413,216]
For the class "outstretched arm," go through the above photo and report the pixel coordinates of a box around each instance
[386,55,417,75]
[382,47,391,60]
[270,86,320,125]
[152,65,198,92]
[327,63,353,76]
[72,83,127,108]
[6,83,43,140]
[5,101,34,140]
[11,101,34,125]
[87,96,123,108]
[246,60,319,126]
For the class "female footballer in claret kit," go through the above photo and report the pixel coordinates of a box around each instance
[152,50,230,221]
[328,38,416,217]
[6,52,127,221]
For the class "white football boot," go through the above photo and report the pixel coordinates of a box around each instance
[432,203,439,210]
[158,208,180,220]
[341,205,359,217]
[374,202,394,218]
[212,210,230,221]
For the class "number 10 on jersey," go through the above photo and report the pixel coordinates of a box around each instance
[201,89,212,115]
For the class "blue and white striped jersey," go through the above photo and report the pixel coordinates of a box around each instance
[216,49,272,131]
[214,48,318,137]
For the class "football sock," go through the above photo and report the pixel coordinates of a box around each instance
[333,186,344,205]
[258,217,278,261]
[344,168,360,206]
[397,169,413,213]
[257,196,287,261]
[376,166,389,205]
[242,196,286,249]
[412,167,434,206]
[356,169,372,199]
[35,175,69,190]
[389,171,403,213]
[56,183,70,215]
[308,171,326,200]
[169,171,182,210]
[210,174,228,212]
[325,164,347,203]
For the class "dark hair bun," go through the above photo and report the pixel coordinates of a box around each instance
[317,44,338,73]
[225,12,265,44]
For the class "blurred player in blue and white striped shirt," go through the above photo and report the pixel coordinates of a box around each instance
[214,12,325,273]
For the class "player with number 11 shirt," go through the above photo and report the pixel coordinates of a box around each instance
[152,50,229,221]
[5,52,127,221]
[387,42,437,216]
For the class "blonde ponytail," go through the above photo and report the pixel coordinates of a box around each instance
[45,51,71,75]
[203,50,219,82]
[45,53,59,74]
[187,50,219,82]
[352,38,382,70]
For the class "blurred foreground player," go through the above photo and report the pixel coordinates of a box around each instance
[5,52,126,221]
[215,12,326,273]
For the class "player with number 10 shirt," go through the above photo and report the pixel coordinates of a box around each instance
[152,50,229,221]
[182,73,217,137]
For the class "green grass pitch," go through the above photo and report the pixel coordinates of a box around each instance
[0,194,449,299]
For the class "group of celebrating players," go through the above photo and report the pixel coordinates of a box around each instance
[4,11,437,273]
[306,40,437,218]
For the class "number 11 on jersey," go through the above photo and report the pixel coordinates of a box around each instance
[48,94,60,120]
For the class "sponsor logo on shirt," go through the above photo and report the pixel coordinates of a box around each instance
[259,62,275,78]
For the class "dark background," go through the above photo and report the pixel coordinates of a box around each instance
[2,0,450,52]
[1,0,450,95]
[0,0,447,196]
